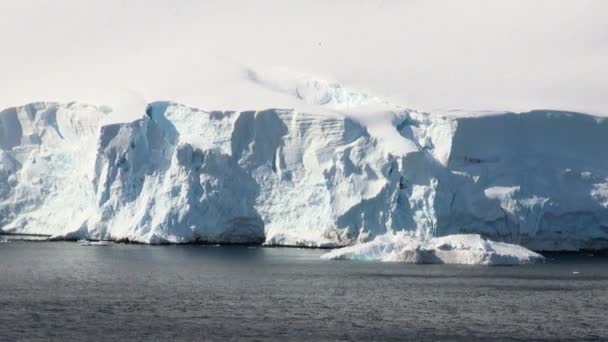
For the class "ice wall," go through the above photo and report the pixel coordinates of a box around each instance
[1,102,607,250]
[438,111,608,250]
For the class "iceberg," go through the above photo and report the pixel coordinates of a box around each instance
[1,95,608,250]
[78,239,110,246]
[321,233,544,265]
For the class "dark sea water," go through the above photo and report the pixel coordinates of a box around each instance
[0,241,607,341]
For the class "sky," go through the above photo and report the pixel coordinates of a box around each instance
[1,0,607,116]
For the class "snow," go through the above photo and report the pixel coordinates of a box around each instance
[1,2,607,117]
[321,233,544,265]
[1,88,608,250]
[0,1,606,253]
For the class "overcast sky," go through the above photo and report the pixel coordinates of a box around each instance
[1,0,607,115]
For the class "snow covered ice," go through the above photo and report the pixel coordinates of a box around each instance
[321,233,544,265]
[1,81,608,251]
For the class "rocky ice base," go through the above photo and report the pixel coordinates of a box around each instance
[321,233,544,265]
[1,94,608,250]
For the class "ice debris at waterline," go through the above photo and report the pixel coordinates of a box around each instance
[1,98,608,250]
[321,233,544,265]
[78,240,111,246]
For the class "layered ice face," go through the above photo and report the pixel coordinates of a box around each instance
[1,100,607,250]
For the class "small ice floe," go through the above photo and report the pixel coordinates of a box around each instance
[0,238,9,243]
[572,271,580,275]
[321,233,544,266]
[78,239,110,246]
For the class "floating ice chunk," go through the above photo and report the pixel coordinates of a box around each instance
[321,233,544,265]
[78,239,110,246]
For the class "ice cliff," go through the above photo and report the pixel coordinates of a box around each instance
[1,100,608,250]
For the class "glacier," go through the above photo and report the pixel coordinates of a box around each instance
[1,97,608,250]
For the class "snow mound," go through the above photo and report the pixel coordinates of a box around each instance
[244,67,395,110]
[295,77,377,107]
[321,233,544,265]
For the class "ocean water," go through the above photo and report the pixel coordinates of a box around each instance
[0,241,606,341]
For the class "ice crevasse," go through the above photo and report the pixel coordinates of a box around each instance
[1,99,608,251]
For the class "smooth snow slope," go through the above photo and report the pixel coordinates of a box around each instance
[2,1,607,116]
[1,95,607,250]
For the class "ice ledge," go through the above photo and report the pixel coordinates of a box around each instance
[321,233,544,265]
